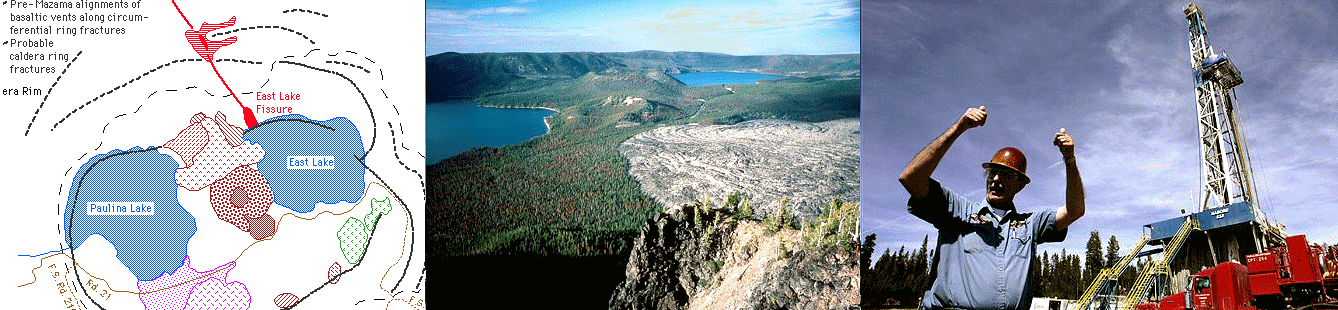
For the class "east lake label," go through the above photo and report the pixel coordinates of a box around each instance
[287,156,335,169]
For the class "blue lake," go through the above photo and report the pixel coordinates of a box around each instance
[427,100,555,165]
[672,72,785,86]
[66,146,197,281]
[244,114,367,213]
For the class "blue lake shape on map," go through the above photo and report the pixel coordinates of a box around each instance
[243,114,366,213]
[65,146,197,282]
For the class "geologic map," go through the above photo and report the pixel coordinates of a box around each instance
[3,1,425,309]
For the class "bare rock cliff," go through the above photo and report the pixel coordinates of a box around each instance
[609,203,859,310]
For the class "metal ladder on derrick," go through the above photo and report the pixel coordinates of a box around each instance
[1121,218,1199,310]
[1075,233,1152,310]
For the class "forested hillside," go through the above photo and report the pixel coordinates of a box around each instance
[427,51,860,259]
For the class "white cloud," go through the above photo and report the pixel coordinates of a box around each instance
[624,0,859,54]
[426,6,535,25]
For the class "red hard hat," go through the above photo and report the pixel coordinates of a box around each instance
[982,147,1029,183]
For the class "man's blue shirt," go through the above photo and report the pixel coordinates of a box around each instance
[908,179,1067,310]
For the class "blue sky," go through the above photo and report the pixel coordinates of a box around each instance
[862,0,1338,263]
[426,0,860,55]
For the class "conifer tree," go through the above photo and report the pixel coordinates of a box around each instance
[1084,231,1104,290]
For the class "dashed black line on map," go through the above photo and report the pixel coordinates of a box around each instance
[216,58,264,65]
[25,51,83,137]
[387,122,424,194]
[325,60,370,74]
[210,25,315,44]
[413,267,425,293]
[49,59,263,132]
[281,8,328,17]
[51,58,203,131]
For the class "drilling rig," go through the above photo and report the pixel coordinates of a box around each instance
[1072,3,1291,310]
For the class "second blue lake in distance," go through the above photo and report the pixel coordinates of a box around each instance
[427,72,783,165]
[672,72,784,86]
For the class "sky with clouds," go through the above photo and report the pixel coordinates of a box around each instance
[861,0,1338,263]
[425,0,860,55]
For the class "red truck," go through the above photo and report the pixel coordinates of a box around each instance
[1136,235,1338,310]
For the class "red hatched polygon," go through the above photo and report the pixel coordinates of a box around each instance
[273,293,298,308]
[213,111,246,147]
[183,17,238,62]
[328,262,341,284]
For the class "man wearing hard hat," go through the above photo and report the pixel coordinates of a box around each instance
[899,106,1085,310]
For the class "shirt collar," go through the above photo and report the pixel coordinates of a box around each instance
[976,205,1024,222]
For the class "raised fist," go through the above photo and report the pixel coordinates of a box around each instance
[1054,127,1075,156]
[959,105,987,129]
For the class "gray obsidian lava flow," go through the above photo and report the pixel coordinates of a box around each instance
[618,118,859,219]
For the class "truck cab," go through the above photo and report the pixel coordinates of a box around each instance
[1141,262,1255,310]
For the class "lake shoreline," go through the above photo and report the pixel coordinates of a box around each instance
[426,100,556,164]
[477,104,559,131]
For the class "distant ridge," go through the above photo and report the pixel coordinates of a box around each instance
[604,50,859,75]
[425,52,624,101]
[425,51,858,102]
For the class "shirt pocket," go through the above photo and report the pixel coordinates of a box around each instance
[1009,226,1033,242]
[1008,226,1033,258]
[959,225,1001,253]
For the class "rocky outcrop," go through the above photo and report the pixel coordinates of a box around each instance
[618,119,860,222]
[609,203,859,310]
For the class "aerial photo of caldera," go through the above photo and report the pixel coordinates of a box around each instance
[425,1,861,308]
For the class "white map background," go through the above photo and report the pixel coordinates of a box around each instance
[2,1,425,309]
